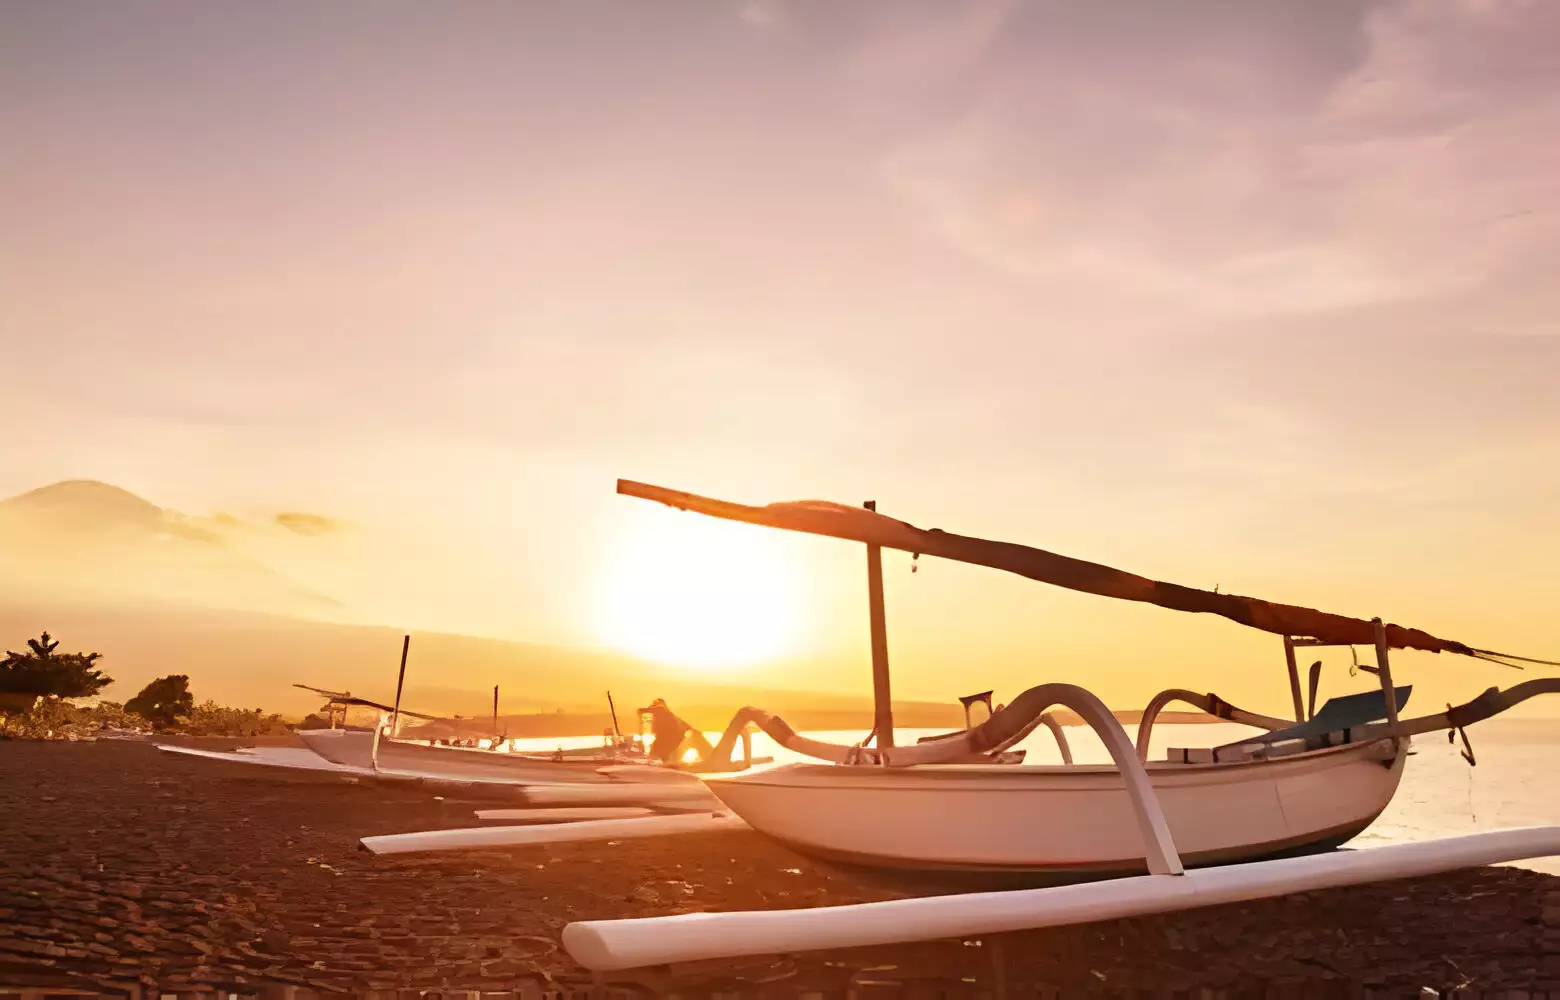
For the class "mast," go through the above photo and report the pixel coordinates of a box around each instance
[492,684,500,739]
[390,634,410,738]
[1282,636,1305,722]
[864,501,894,748]
[1373,617,1401,731]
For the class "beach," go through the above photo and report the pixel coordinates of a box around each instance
[2,739,1559,997]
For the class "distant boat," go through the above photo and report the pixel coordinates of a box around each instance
[295,726,660,784]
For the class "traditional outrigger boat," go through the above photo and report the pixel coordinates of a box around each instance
[294,725,658,783]
[545,480,1560,972]
[321,478,1560,973]
[600,479,1560,877]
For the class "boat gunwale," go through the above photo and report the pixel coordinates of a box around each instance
[702,736,1402,789]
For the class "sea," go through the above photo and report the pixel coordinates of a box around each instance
[507,717,1560,875]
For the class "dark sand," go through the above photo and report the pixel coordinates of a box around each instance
[1,740,1558,997]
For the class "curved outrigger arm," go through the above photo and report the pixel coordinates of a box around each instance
[915,710,1074,764]
[1135,689,1296,761]
[702,682,1160,768]
[1275,677,1560,749]
[688,678,1560,774]
[1015,712,1074,765]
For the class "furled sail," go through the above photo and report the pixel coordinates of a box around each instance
[617,479,1474,655]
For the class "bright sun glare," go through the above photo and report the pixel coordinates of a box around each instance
[598,507,805,671]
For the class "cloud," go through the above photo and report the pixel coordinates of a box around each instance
[274,512,343,536]
[736,0,784,30]
[872,0,1560,321]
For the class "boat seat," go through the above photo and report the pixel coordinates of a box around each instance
[1164,745,1259,764]
[1229,685,1412,749]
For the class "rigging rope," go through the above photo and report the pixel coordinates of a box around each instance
[1468,648,1560,668]
[1468,652,1530,670]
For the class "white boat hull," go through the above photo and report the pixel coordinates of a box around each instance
[296,728,663,785]
[704,738,1406,875]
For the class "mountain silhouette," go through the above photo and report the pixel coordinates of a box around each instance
[0,480,338,618]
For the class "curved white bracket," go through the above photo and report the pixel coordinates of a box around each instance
[1135,689,1294,762]
[944,683,1180,875]
[371,711,387,772]
[1038,713,1073,765]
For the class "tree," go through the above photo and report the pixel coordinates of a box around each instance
[125,674,194,729]
[0,632,112,699]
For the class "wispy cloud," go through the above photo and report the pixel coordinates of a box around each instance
[274,512,343,536]
[872,0,1560,320]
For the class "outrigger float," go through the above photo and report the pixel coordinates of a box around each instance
[546,479,1560,972]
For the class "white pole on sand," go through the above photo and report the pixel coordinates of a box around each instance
[561,826,1560,972]
[474,807,661,823]
[360,811,749,855]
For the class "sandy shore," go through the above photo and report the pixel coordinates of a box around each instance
[1,740,1558,997]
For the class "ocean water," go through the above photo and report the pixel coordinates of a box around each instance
[509,717,1560,875]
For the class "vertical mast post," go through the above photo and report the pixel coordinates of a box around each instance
[1283,635,1306,721]
[492,684,500,740]
[864,500,894,749]
[1372,617,1400,731]
[390,634,410,739]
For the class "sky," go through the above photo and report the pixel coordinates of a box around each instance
[2,0,1557,714]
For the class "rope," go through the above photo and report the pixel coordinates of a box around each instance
[1468,648,1560,668]
[1468,652,1529,671]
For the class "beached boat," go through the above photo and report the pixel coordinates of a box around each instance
[609,479,1560,877]
[294,726,654,784]
[704,737,1403,875]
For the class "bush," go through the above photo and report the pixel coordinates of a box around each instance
[126,674,195,729]
[0,698,149,741]
[179,701,293,738]
[0,632,113,699]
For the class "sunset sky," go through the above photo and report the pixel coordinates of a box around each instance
[3,1,1557,714]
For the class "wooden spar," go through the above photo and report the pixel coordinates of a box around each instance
[864,500,895,749]
[1373,618,1401,731]
[607,691,622,738]
[1283,636,1305,722]
[491,685,500,739]
[390,634,410,738]
[615,479,1475,656]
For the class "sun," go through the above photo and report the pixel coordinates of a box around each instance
[597,505,805,671]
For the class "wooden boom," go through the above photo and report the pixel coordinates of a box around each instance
[617,479,1474,655]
